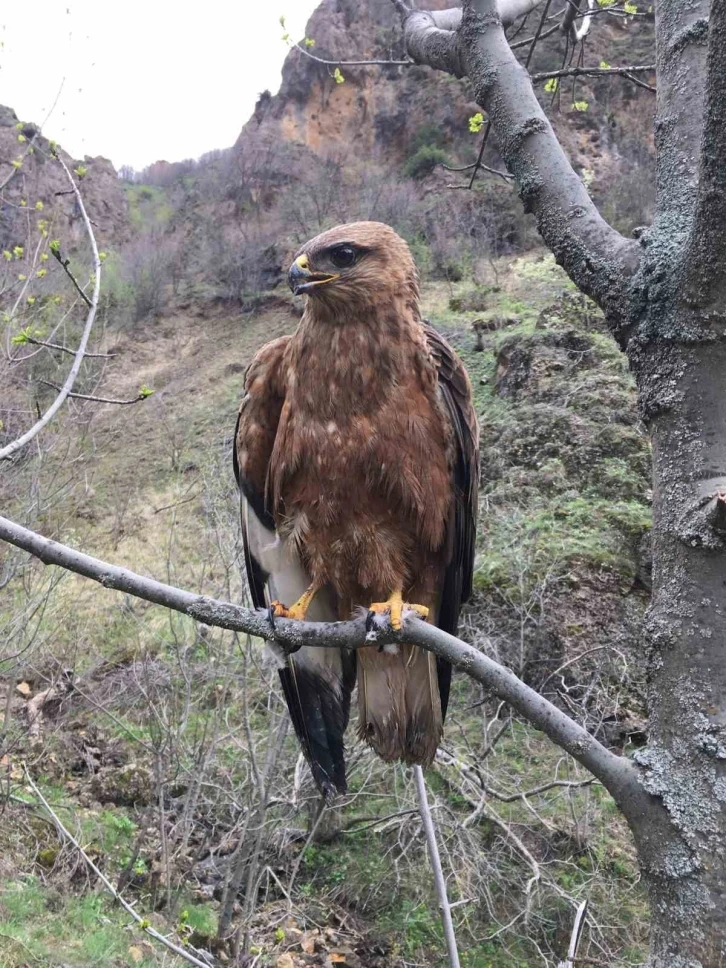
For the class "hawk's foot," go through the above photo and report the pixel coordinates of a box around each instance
[366,589,428,632]
[269,582,320,622]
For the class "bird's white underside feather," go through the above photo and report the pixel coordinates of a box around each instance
[242,497,344,690]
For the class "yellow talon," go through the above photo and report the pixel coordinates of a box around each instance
[270,582,319,621]
[367,589,429,630]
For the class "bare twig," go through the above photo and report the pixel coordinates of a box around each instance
[292,42,411,67]
[558,899,589,967]
[50,246,92,308]
[413,765,461,968]
[531,64,656,89]
[0,158,101,461]
[23,336,115,358]
[37,380,152,406]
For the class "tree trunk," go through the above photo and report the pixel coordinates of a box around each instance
[628,335,726,967]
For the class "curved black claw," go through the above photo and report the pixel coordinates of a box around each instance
[265,606,302,655]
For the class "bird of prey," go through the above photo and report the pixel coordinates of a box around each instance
[234,222,478,797]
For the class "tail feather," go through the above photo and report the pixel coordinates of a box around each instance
[357,644,442,765]
[279,650,353,797]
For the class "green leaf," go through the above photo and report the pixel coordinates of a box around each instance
[138,385,155,399]
[599,60,610,69]
[11,327,32,345]
[544,78,559,93]
[304,37,316,47]
[333,67,345,84]
[573,100,589,111]
[73,164,87,178]
[623,1,637,12]
[468,112,486,133]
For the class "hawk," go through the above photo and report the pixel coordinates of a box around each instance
[234,222,478,797]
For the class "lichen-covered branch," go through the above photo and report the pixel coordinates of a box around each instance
[0,512,640,805]
[652,0,710,231]
[684,0,726,308]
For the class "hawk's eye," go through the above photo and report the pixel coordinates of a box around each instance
[329,245,357,269]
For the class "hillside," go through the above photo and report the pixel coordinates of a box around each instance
[0,2,656,966]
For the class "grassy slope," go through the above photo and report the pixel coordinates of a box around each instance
[0,254,651,967]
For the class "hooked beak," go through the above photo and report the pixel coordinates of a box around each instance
[288,254,339,295]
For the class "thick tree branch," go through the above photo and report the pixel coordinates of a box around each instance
[653,0,710,230]
[0,513,641,808]
[401,10,466,76]
[0,157,101,461]
[683,0,726,308]
[396,1,640,337]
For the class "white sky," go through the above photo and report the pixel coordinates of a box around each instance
[0,0,319,171]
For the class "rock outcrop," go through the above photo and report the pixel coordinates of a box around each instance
[0,105,129,252]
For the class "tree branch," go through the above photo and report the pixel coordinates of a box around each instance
[683,0,726,308]
[400,10,466,76]
[0,157,101,461]
[396,0,640,338]
[51,246,93,308]
[37,380,153,406]
[23,336,115,358]
[0,513,640,807]
[530,64,656,91]
[653,0,710,230]
[413,765,461,968]
[292,42,411,67]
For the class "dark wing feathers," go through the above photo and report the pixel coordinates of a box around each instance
[234,343,354,798]
[424,324,480,718]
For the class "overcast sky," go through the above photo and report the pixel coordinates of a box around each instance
[1,0,319,171]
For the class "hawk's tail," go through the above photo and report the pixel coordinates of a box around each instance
[356,644,443,765]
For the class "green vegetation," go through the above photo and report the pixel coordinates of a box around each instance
[404,145,451,179]
[124,184,173,231]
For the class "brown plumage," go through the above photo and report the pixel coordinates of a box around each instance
[234,221,479,796]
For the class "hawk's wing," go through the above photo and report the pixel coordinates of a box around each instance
[233,336,355,798]
[424,324,480,717]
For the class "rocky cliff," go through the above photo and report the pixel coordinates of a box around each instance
[0,105,129,253]
[239,0,655,229]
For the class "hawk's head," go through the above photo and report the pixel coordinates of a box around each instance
[288,222,418,314]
